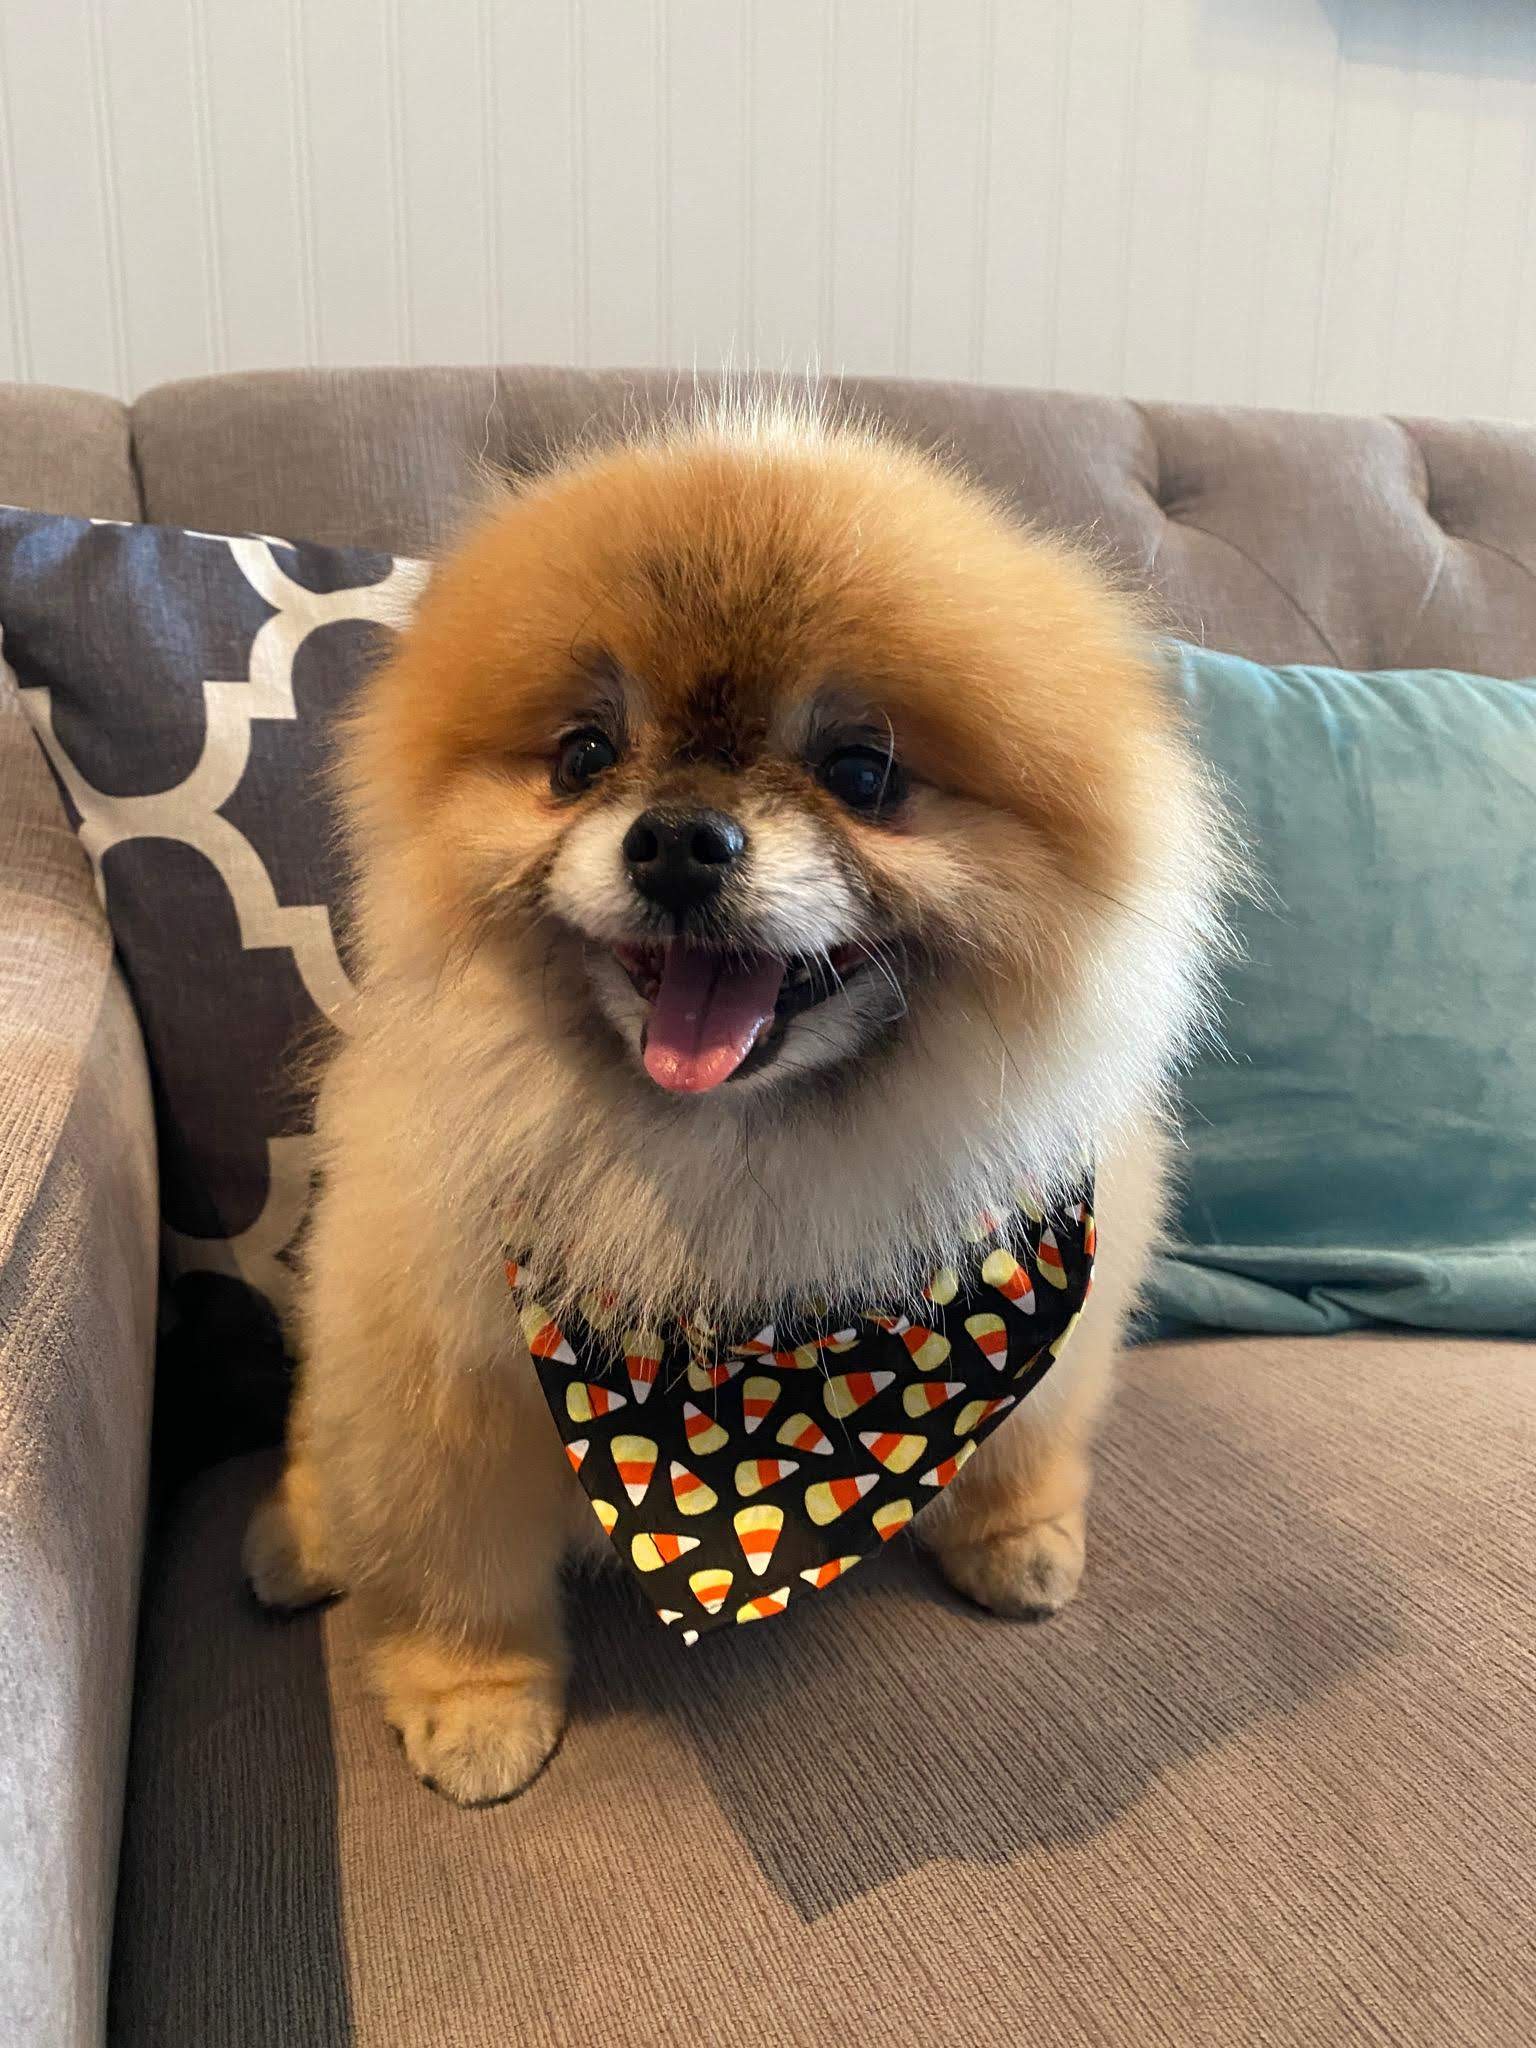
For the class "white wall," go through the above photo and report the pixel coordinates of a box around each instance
[1,0,1533,417]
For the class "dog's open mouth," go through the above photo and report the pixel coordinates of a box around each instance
[612,940,864,1094]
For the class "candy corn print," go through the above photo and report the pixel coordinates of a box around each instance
[508,1183,1094,1641]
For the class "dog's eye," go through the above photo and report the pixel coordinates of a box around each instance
[552,728,619,794]
[818,744,905,814]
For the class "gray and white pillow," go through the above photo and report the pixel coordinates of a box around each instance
[0,507,427,1462]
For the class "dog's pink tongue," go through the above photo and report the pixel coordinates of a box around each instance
[643,945,786,1093]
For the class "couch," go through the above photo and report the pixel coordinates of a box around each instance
[1,368,1531,2047]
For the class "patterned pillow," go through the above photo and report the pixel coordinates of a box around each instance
[0,507,427,1464]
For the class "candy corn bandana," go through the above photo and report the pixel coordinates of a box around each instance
[506,1186,1094,1642]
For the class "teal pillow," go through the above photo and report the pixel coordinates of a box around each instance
[1146,643,1536,1337]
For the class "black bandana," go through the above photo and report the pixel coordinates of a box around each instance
[508,1185,1095,1641]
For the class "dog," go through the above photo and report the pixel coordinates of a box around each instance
[244,397,1225,1805]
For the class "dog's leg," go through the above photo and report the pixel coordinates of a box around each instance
[357,1370,575,1807]
[243,1444,342,1612]
[244,1220,575,1802]
[372,1620,567,1809]
[251,1382,572,1805]
[246,1424,571,1800]
[922,1346,1104,1619]
[924,1128,1162,1619]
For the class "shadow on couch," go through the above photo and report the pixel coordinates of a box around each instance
[110,1344,1399,2047]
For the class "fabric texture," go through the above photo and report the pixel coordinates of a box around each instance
[0,383,137,522]
[110,1332,1536,2048]
[0,676,158,2048]
[0,508,426,1460]
[0,671,115,1268]
[131,368,1536,678]
[514,1187,1092,1637]
[1148,643,1536,1337]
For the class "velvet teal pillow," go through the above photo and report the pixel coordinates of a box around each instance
[1146,643,1536,1337]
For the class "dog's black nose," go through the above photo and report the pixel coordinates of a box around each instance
[623,808,746,915]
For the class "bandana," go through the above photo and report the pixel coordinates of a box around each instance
[507,1185,1094,1642]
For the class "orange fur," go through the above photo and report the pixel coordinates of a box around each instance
[242,403,1226,1803]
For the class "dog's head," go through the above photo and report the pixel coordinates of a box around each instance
[346,407,1219,1202]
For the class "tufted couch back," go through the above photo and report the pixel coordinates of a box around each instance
[3,366,1536,677]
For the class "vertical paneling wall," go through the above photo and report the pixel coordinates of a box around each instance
[0,0,1533,416]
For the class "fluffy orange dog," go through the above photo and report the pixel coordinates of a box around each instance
[244,401,1223,1804]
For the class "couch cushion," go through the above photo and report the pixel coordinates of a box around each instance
[110,1333,1535,2047]
[1147,644,1536,1338]
[0,677,158,2047]
[0,383,138,522]
[131,368,1536,676]
[1,507,427,1467]
[0,670,115,1265]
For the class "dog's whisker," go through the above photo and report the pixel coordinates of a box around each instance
[846,938,909,1023]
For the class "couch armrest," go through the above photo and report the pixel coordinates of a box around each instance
[0,676,157,2047]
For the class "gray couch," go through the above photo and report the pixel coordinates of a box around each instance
[1,369,1531,2048]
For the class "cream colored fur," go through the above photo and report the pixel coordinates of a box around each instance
[244,407,1225,1805]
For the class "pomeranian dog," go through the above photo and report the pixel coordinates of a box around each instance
[244,398,1223,1805]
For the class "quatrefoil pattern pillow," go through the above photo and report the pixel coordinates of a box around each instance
[0,506,427,1458]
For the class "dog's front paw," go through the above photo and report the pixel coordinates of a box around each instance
[243,1479,342,1613]
[936,1510,1086,1620]
[378,1641,565,1806]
